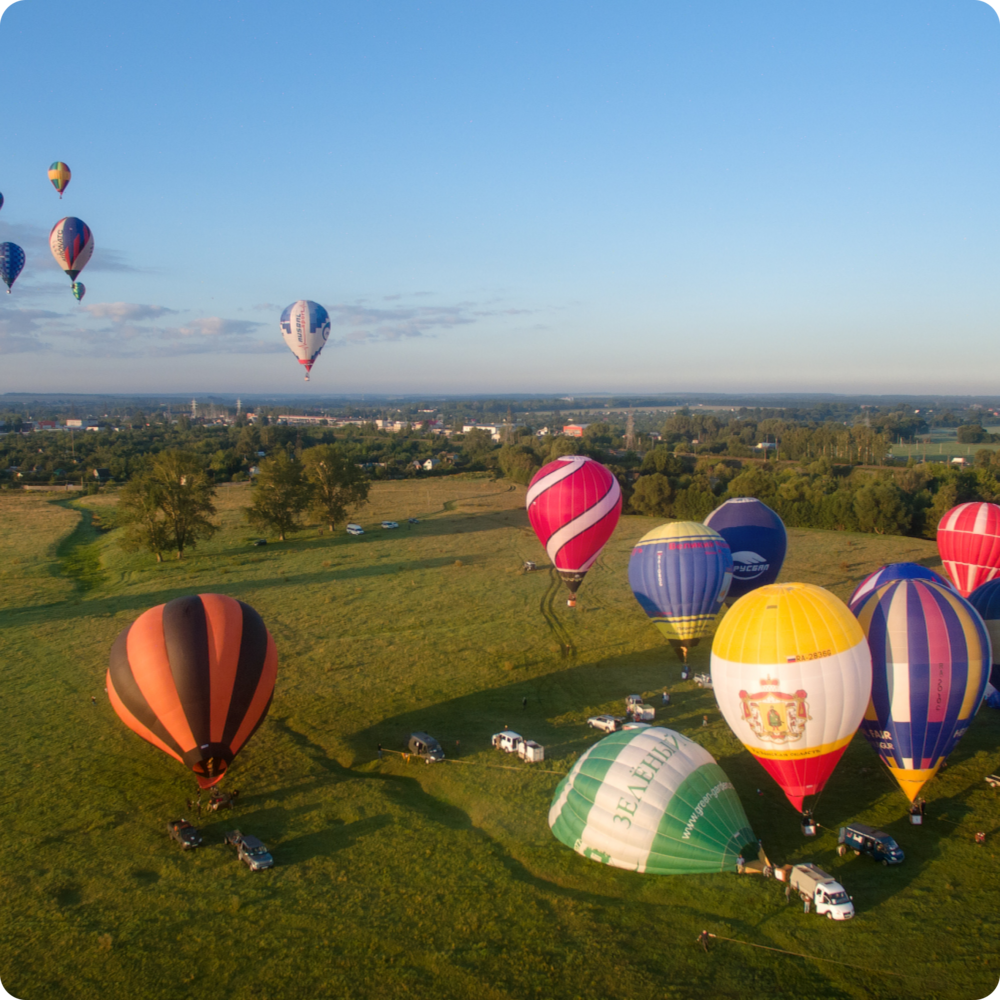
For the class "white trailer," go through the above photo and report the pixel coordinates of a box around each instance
[789,863,854,920]
[491,731,545,762]
[625,695,655,722]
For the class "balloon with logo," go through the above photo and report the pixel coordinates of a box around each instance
[548,726,757,874]
[965,579,1000,709]
[711,583,872,814]
[71,282,86,302]
[0,243,25,293]
[280,300,330,381]
[48,161,71,197]
[628,521,733,662]
[849,562,954,613]
[526,455,622,605]
[855,579,990,801]
[49,217,93,281]
[0,191,4,211]
[936,502,1000,597]
[107,594,278,789]
[704,497,786,601]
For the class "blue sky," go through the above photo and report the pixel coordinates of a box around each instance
[0,0,998,395]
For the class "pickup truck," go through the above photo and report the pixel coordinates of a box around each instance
[789,863,854,920]
[223,830,274,871]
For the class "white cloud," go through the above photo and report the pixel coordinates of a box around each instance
[82,302,179,321]
[161,316,264,339]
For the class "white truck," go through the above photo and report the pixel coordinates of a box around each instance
[625,695,655,722]
[491,730,545,762]
[789,863,855,920]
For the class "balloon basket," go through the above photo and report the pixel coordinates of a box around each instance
[909,813,923,825]
[801,818,817,837]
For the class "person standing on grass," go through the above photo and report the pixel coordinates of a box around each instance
[662,690,670,706]
[522,697,527,709]
[377,743,382,759]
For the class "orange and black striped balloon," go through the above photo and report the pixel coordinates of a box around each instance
[107,594,278,789]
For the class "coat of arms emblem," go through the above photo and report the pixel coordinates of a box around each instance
[738,676,810,743]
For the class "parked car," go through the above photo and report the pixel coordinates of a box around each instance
[346,524,364,535]
[491,730,545,762]
[223,830,274,871]
[381,520,399,529]
[408,518,419,524]
[837,824,904,865]
[167,819,202,849]
[587,715,623,733]
[251,538,267,547]
[407,732,445,762]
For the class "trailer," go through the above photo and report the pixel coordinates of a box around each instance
[789,863,854,920]
[492,730,545,762]
[625,695,655,722]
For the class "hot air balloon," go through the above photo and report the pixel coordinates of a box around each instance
[936,502,1000,597]
[0,191,4,211]
[526,455,622,605]
[48,161,71,197]
[849,562,954,613]
[704,497,786,601]
[628,521,732,662]
[71,282,86,302]
[280,300,330,381]
[0,243,25,293]
[963,579,1000,709]
[107,594,278,789]
[548,726,757,874]
[49,217,93,281]
[855,579,990,801]
[711,583,872,814]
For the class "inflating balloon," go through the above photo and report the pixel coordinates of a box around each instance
[71,281,86,302]
[548,726,756,874]
[49,217,93,281]
[704,497,786,601]
[48,161,71,197]
[107,594,278,789]
[526,455,622,603]
[711,583,871,814]
[855,579,990,801]
[628,521,732,661]
[963,579,1000,709]
[280,300,330,381]
[0,242,25,293]
[936,502,1000,597]
[849,562,954,612]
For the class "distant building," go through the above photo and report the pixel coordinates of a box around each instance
[423,458,440,471]
[66,419,98,429]
[754,442,777,451]
[563,424,590,438]
[951,456,968,467]
[92,468,111,480]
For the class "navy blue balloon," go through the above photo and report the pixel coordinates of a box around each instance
[703,497,786,601]
[0,242,25,293]
[967,579,1000,708]
[0,191,4,211]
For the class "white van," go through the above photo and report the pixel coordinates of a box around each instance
[346,524,364,535]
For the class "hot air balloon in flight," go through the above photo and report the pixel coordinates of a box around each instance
[704,497,786,601]
[854,579,990,801]
[280,300,330,381]
[548,726,757,874]
[936,502,1000,597]
[0,191,4,211]
[628,521,732,662]
[849,562,954,613]
[48,161,71,197]
[107,594,278,789]
[526,455,622,605]
[964,579,1000,709]
[49,217,93,281]
[711,583,872,814]
[71,282,86,302]
[0,243,25,293]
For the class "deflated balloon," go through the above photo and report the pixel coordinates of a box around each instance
[704,497,786,601]
[107,594,278,789]
[280,300,330,381]
[849,562,953,612]
[48,161,71,197]
[49,217,93,280]
[628,521,732,659]
[548,726,756,874]
[968,579,1000,709]
[71,281,86,302]
[937,502,1000,597]
[855,579,990,801]
[0,243,25,293]
[711,583,872,813]
[526,455,621,596]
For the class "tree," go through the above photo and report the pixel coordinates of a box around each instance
[630,473,673,517]
[150,451,218,558]
[302,444,371,532]
[498,443,541,486]
[852,480,911,535]
[245,452,312,540]
[116,475,170,562]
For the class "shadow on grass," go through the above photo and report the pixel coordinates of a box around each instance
[52,500,106,593]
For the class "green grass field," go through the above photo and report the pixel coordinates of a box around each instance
[1,477,998,1000]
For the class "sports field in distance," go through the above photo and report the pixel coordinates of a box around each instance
[1,476,998,1000]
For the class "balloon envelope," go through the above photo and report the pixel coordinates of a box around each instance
[280,300,330,379]
[49,217,93,280]
[48,160,71,197]
[711,583,871,813]
[963,579,1000,709]
[548,726,756,874]
[526,455,622,593]
[849,562,954,612]
[628,521,732,644]
[71,281,86,302]
[855,579,990,801]
[936,502,1000,597]
[107,594,278,788]
[704,497,786,600]
[0,242,25,293]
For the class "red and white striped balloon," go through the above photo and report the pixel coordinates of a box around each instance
[526,456,622,594]
[937,501,1000,597]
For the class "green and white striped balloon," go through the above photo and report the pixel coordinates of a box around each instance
[549,726,756,875]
